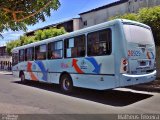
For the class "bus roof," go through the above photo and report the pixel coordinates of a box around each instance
[12,19,150,53]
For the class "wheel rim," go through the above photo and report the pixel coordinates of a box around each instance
[62,78,70,91]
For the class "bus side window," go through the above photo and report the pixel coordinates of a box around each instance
[99,29,112,55]
[87,29,112,56]
[19,49,25,62]
[48,41,63,59]
[51,51,61,59]
[12,53,18,66]
[64,35,86,58]
[35,45,47,60]
[87,32,99,56]
[25,47,34,61]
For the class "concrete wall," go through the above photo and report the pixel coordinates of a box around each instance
[0,56,12,71]
[129,0,160,12]
[0,56,12,62]
[73,18,82,31]
[80,2,129,29]
[80,0,160,28]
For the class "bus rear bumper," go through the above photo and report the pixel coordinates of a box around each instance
[121,70,157,86]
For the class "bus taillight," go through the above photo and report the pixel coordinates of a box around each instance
[120,58,128,73]
[123,59,127,65]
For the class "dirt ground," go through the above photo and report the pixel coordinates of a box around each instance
[128,79,160,93]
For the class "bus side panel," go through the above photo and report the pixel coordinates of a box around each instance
[12,70,19,78]
[12,64,21,78]
[24,71,30,80]
[22,61,60,83]
[48,72,60,84]
[71,74,115,90]
[111,22,126,87]
[24,71,38,81]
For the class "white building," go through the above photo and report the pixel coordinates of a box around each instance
[0,46,12,71]
[79,0,160,28]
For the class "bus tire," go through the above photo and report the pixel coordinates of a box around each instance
[20,72,26,83]
[60,74,73,93]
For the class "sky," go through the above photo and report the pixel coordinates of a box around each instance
[0,0,118,46]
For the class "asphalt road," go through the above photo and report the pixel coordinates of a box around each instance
[0,72,160,115]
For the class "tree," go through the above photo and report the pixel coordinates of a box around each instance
[0,0,60,32]
[109,13,138,21]
[6,39,20,54]
[6,27,66,54]
[34,27,66,40]
[138,6,160,46]
[109,6,160,46]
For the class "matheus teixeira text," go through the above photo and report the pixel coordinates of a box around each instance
[118,114,160,120]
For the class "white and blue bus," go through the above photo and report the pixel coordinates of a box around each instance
[12,19,156,93]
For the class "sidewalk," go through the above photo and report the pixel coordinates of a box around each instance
[0,70,12,75]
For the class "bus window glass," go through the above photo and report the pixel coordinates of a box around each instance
[40,45,47,52]
[12,53,18,66]
[35,44,47,60]
[65,35,85,58]
[87,29,112,56]
[19,49,25,62]
[69,38,74,48]
[25,47,34,61]
[123,25,154,45]
[48,41,63,59]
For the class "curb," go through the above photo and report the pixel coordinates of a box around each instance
[0,71,12,75]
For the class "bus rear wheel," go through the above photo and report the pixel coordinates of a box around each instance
[60,74,73,93]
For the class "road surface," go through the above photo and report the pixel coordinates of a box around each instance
[0,72,159,115]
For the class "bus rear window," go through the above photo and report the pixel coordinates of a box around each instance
[123,24,154,45]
